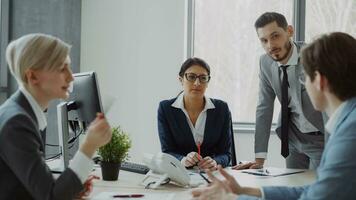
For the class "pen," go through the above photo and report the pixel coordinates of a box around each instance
[274,171,305,177]
[197,142,201,157]
[241,171,269,176]
[257,168,269,174]
[113,194,144,198]
[199,171,211,184]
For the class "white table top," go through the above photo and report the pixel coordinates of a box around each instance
[88,166,316,199]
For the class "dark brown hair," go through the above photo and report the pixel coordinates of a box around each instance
[254,12,288,30]
[179,57,210,77]
[301,32,356,100]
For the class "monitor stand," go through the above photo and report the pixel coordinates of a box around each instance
[48,102,70,173]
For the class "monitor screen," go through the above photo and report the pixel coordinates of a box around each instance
[67,71,103,128]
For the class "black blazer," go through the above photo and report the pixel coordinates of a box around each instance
[0,91,83,200]
[157,97,232,167]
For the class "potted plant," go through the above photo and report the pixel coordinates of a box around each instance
[98,126,131,181]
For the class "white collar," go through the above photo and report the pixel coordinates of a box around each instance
[171,92,215,111]
[19,86,47,131]
[278,42,298,67]
[325,102,347,134]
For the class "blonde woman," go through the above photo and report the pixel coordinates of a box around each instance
[0,34,112,200]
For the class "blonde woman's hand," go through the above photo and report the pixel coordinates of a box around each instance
[80,113,112,157]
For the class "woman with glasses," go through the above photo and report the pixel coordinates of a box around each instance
[157,57,232,170]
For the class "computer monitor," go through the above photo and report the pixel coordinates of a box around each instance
[55,71,103,171]
[67,71,103,128]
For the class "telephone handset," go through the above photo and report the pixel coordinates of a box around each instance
[142,152,190,188]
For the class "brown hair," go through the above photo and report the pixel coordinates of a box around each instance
[179,57,210,77]
[254,12,288,30]
[301,32,356,100]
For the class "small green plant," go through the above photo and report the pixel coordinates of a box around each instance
[98,126,131,163]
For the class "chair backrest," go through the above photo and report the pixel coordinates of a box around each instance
[230,120,237,166]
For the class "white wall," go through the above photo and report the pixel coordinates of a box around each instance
[81,0,285,167]
[81,0,187,162]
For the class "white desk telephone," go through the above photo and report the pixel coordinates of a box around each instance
[142,152,204,189]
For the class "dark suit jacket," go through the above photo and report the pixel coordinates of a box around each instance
[0,91,83,200]
[157,97,232,167]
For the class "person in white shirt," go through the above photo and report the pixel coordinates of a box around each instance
[0,33,112,200]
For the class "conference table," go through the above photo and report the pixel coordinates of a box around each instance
[88,166,316,199]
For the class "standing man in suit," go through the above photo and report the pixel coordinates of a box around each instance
[158,57,232,169]
[234,12,324,170]
[0,33,112,200]
[192,32,356,200]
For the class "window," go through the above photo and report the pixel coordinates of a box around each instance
[305,0,356,42]
[0,0,9,104]
[193,0,293,123]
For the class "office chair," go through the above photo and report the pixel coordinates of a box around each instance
[230,119,237,166]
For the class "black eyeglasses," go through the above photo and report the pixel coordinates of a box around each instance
[184,73,210,83]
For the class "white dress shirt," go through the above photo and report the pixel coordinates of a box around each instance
[171,93,215,145]
[277,43,318,134]
[19,87,93,183]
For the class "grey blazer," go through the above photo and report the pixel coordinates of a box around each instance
[255,42,325,153]
[0,91,83,200]
[238,97,356,200]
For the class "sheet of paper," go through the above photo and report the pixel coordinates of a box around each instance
[101,93,116,115]
[92,192,175,200]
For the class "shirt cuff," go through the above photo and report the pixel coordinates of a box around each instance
[69,151,94,183]
[255,152,267,159]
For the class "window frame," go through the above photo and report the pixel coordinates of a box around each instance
[188,0,306,132]
[0,0,10,102]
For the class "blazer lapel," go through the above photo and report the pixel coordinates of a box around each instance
[295,61,303,103]
[271,62,282,100]
[203,108,216,146]
[12,90,45,147]
[172,108,196,147]
[12,91,38,125]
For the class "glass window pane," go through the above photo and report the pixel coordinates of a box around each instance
[305,0,356,42]
[194,0,293,122]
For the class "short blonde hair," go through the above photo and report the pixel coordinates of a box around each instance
[6,33,71,85]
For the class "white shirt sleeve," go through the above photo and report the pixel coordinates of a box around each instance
[68,151,94,183]
[255,152,267,159]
